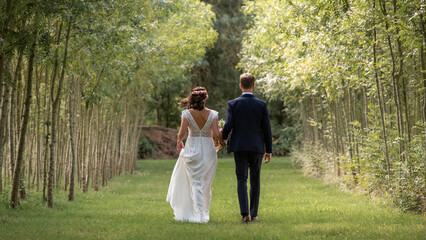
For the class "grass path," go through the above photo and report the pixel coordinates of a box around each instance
[0,157,424,239]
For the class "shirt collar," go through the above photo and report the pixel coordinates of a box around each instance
[242,92,253,95]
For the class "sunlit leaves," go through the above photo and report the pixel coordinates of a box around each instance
[65,0,217,114]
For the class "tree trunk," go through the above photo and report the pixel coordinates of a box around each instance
[40,64,48,200]
[83,107,93,193]
[311,97,319,143]
[319,93,327,150]
[48,18,70,208]
[9,73,17,188]
[362,85,368,133]
[342,82,357,184]
[19,161,26,200]
[300,97,310,142]
[10,29,37,208]
[374,0,391,176]
[393,0,410,162]
[422,44,426,124]
[46,26,62,207]
[34,65,42,192]
[68,75,76,201]
[420,13,426,124]
[381,0,404,163]
[0,61,12,193]
[0,0,14,95]
[329,100,340,176]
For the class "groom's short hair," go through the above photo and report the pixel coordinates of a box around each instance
[240,73,255,89]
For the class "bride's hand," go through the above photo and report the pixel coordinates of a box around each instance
[177,141,184,151]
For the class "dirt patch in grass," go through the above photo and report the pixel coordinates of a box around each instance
[140,125,179,159]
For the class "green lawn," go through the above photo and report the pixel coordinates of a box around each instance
[0,157,424,239]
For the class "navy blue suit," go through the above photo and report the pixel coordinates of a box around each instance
[222,93,272,218]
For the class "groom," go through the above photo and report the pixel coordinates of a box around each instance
[222,73,272,223]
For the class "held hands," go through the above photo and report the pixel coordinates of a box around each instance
[214,139,226,152]
[218,128,225,146]
[177,141,184,151]
[264,153,272,164]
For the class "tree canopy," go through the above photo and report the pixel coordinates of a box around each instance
[0,0,217,207]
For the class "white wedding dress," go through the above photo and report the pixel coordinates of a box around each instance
[166,109,219,223]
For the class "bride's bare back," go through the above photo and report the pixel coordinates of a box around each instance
[189,108,211,129]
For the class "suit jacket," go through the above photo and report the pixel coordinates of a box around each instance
[222,94,272,154]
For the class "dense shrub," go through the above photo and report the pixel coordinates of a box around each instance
[138,135,156,159]
[271,122,300,156]
[292,127,426,214]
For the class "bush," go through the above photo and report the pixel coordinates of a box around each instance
[393,177,425,213]
[271,122,300,156]
[291,142,337,183]
[138,135,156,159]
[1,188,10,208]
[292,123,426,214]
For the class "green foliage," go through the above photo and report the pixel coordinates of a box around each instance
[138,135,156,159]
[0,0,219,206]
[0,189,10,208]
[265,96,301,155]
[271,121,299,156]
[139,0,218,127]
[65,0,218,127]
[392,123,426,213]
[188,0,247,120]
[394,177,425,213]
[239,0,426,213]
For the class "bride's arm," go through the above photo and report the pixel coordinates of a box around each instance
[177,118,189,151]
[211,118,223,142]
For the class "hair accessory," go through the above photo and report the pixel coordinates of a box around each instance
[192,89,207,95]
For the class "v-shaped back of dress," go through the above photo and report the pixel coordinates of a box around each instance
[183,109,218,137]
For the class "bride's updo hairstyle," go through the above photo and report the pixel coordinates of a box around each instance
[179,87,208,111]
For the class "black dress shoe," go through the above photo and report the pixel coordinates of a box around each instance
[242,216,251,223]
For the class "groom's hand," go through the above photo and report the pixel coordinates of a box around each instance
[264,153,272,163]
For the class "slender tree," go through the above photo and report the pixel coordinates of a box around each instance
[10,25,37,208]
[47,18,71,208]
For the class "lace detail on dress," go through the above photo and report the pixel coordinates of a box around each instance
[182,109,218,137]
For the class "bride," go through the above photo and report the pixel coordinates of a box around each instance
[166,86,223,223]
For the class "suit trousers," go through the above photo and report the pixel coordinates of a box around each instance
[234,151,263,217]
